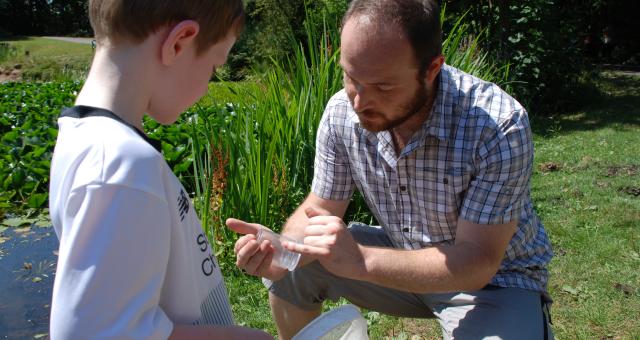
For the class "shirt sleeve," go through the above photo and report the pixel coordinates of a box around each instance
[50,183,174,340]
[460,109,534,225]
[311,98,355,201]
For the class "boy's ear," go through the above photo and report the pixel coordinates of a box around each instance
[161,20,200,66]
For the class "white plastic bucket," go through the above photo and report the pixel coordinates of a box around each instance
[292,304,369,340]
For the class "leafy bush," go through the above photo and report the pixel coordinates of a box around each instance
[226,0,347,79]
[0,81,80,213]
[442,0,587,113]
[441,8,510,88]
[0,81,227,215]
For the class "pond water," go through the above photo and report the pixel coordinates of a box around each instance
[0,225,58,339]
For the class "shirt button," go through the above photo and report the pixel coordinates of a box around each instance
[400,185,407,191]
[402,227,409,232]
[442,178,449,184]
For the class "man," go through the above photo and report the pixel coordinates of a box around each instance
[227,0,554,338]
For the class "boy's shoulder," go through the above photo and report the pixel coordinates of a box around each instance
[55,106,169,198]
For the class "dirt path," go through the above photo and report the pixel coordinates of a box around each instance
[41,36,94,45]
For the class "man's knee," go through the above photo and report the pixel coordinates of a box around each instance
[431,288,553,340]
[263,260,335,310]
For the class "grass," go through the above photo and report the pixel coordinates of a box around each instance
[530,71,640,339]
[222,71,640,339]
[0,37,93,81]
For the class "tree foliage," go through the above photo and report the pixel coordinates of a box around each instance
[225,0,347,79]
[1,0,637,114]
[442,0,639,113]
[0,0,90,37]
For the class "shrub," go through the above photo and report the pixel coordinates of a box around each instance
[442,0,587,114]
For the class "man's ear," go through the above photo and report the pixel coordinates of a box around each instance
[160,20,200,66]
[423,55,445,86]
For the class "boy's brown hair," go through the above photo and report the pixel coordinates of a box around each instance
[89,0,244,54]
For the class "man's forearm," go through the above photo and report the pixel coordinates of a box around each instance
[358,243,499,294]
[281,203,310,240]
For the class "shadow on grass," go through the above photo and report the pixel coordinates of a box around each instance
[531,71,640,136]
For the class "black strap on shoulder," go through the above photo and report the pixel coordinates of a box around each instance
[61,106,162,152]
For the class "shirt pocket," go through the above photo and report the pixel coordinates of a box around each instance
[414,167,468,238]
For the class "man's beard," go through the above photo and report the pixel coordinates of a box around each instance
[356,83,431,133]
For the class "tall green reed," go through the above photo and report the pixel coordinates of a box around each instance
[0,43,16,63]
[188,15,342,267]
[441,8,511,89]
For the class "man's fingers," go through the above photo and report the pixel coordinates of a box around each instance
[304,205,332,218]
[226,218,264,235]
[282,240,329,257]
[304,222,343,237]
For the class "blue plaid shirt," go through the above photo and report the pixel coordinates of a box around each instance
[311,64,553,294]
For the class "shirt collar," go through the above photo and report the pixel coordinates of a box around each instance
[424,63,455,141]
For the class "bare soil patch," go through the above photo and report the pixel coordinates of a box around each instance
[0,65,21,82]
[539,162,561,173]
[605,165,639,177]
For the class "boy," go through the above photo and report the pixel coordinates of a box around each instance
[48,1,272,339]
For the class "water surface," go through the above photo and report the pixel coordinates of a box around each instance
[0,226,57,339]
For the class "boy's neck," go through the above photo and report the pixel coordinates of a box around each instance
[75,39,159,131]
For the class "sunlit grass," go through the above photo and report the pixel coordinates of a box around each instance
[0,37,93,81]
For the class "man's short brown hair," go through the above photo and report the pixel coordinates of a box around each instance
[343,0,441,75]
[89,0,244,54]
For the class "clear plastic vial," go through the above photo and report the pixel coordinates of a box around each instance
[256,229,301,271]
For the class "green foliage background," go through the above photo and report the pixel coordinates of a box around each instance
[0,82,80,213]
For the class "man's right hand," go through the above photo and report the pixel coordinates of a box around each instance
[225,218,288,281]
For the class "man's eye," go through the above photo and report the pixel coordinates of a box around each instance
[377,85,394,92]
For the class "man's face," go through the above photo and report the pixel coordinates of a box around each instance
[340,16,434,133]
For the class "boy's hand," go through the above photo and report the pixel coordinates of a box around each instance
[225,218,287,281]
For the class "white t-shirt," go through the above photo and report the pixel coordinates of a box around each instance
[49,106,234,339]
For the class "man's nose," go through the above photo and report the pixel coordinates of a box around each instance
[352,84,372,112]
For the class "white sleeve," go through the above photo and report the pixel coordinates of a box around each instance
[51,183,174,340]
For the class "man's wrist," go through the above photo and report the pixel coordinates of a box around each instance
[355,244,374,281]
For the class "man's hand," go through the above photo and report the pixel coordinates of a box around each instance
[225,218,287,281]
[281,206,367,280]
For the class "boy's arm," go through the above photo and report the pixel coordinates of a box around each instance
[51,184,174,339]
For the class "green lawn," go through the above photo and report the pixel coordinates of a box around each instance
[0,37,93,81]
[225,71,640,339]
[532,71,640,338]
